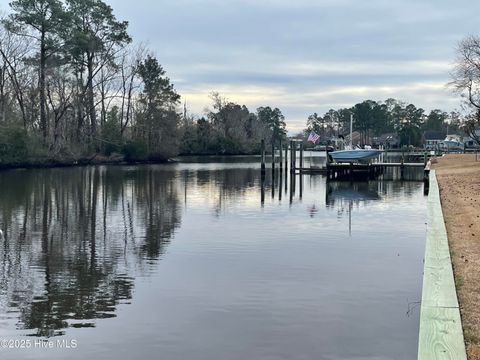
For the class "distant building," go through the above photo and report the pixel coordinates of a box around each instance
[423,131,446,150]
[344,131,369,146]
[445,134,463,142]
[464,129,480,148]
[373,133,400,149]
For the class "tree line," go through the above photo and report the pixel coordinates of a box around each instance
[1,0,480,165]
[304,99,462,147]
[0,0,286,165]
[180,92,286,155]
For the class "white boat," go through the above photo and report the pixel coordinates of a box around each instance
[330,149,382,163]
[438,138,464,152]
[329,114,381,163]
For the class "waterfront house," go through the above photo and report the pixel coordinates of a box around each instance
[423,130,446,150]
[344,131,367,147]
[445,134,463,142]
[373,133,400,149]
[464,129,480,149]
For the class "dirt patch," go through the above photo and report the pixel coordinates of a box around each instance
[434,154,480,359]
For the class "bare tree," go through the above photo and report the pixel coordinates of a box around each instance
[46,66,74,152]
[450,36,480,144]
[0,22,34,127]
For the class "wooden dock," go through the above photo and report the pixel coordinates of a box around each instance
[298,162,425,171]
[296,162,428,181]
[417,170,467,359]
[260,140,431,182]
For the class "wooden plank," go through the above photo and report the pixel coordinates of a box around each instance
[418,170,467,359]
[374,162,425,167]
[418,307,466,360]
[421,260,459,308]
[328,162,425,168]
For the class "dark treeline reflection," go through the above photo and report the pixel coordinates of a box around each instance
[0,166,182,337]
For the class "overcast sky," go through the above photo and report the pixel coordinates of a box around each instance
[3,0,479,132]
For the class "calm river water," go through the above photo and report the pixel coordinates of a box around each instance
[0,157,426,360]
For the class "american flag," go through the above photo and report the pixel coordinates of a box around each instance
[307,131,320,144]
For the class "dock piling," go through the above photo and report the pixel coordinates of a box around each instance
[401,148,405,180]
[271,140,275,170]
[261,139,266,173]
[293,141,297,172]
[299,142,304,172]
[290,141,296,173]
[279,140,283,171]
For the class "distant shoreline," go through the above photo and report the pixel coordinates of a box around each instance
[0,149,440,171]
[0,156,174,172]
[0,153,265,171]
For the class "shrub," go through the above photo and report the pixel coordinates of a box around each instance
[121,140,147,161]
[0,126,29,164]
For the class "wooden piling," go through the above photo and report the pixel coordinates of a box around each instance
[289,172,295,203]
[271,167,275,199]
[284,143,288,171]
[261,139,266,172]
[299,171,303,199]
[299,142,304,172]
[271,140,275,170]
[279,140,283,170]
[293,141,297,172]
[401,148,405,180]
[290,140,295,173]
[326,148,331,178]
[260,167,265,205]
[423,160,431,194]
[278,170,283,201]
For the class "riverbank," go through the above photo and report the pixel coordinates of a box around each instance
[434,154,480,359]
[0,153,174,171]
[0,152,274,171]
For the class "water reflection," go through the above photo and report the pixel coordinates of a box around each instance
[0,161,427,360]
[326,181,381,236]
[260,166,424,206]
[326,181,381,206]
[0,166,182,337]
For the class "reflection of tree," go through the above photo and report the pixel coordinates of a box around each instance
[192,168,260,216]
[0,166,182,337]
[131,167,181,259]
